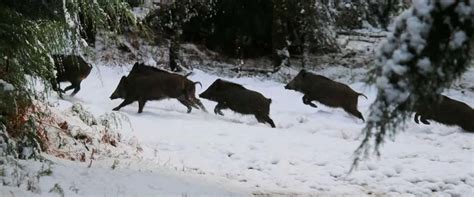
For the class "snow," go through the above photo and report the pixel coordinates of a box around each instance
[417,57,432,74]
[450,31,467,49]
[412,0,433,16]
[1,157,246,196]
[455,2,472,19]
[21,64,472,196]
[440,0,456,9]
[0,79,15,91]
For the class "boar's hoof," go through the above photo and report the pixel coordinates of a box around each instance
[414,114,420,124]
[269,121,276,128]
[112,107,120,111]
[420,118,430,125]
[214,108,224,116]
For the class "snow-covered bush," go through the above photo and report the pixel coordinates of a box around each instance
[355,0,473,165]
[71,103,98,126]
[38,104,135,162]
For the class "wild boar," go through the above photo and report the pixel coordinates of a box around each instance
[199,79,276,128]
[109,65,206,113]
[414,95,474,132]
[285,69,367,121]
[52,55,92,96]
[126,62,206,112]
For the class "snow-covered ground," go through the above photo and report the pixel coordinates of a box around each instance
[34,64,472,196]
[4,65,473,196]
[0,156,247,197]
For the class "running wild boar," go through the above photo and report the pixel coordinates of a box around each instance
[109,63,206,113]
[128,62,206,112]
[414,95,474,132]
[52,55,92,96]
[199,79,276,128]
[285,69,367,121]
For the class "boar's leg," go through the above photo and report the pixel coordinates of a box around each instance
[255,114,276,128]
[113,99,134,111]
[344,107,365,122]
[302,95,317,108]
[214,103,227,116]
[52,80,65,98]
[51,79,65,93]
[414,113,421,124]
[462,123,474,132]
[193,99,208,112]
[177,97,194,113]
[71,84,81,96]
[138,99,147,113]
[63,80,81,96]
[419,116,430,125]
[63,84,74,92]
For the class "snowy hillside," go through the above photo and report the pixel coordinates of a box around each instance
[19,64,472,196]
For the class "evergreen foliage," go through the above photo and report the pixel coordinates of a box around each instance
[0,0,136,158]
[146,0,341,69]
[353,0,473,168]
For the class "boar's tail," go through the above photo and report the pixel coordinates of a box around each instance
[267,98,272,104]
[358,93,368,100]
[194,81,202,88]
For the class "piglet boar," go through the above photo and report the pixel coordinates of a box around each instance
[109,64,206,113]
[285,69,367,121]
[199,79,276,128]
[414,95,474,132]
[52,55,92,96]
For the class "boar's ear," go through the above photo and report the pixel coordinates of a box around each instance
[300,69,307,77]
[214,79,222,89]
[120,76,128,83]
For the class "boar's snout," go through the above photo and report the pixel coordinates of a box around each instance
[110,92,119,100]
[285,83,295,90]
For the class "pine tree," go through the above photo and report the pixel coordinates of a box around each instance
[353,0,473,168]
[0,0,136,158]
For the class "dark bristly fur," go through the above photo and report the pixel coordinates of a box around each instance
[414,95,474,132]
[52,55,92,96]
[199,79,276,128]
[285,69,367,121]
[109,62,206,113]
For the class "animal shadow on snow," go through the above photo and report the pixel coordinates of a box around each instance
[312,109,365,124]
[210,110,272,128]
[412,122,460,136]
[118,107,190,120]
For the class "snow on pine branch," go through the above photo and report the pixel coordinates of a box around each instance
[353,0,473,164]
